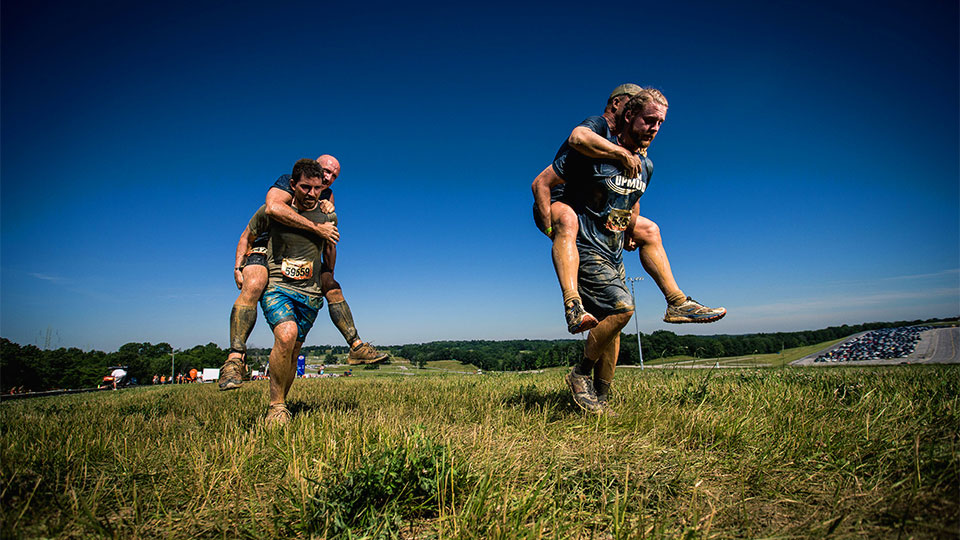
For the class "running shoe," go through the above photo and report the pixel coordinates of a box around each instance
[347,342,389,365]
[218,357,246,391]
[265,403,291,426]
[565,368,602,413]
[565,299,599,334]
[664,297,727,324]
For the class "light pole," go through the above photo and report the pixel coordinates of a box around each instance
[626,277,644,369]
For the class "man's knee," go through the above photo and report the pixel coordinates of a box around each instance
[551,203,578,238]
[322,273,344,301]
[631,217,662,245]
[240,267,268,303]
[325,288,344,302]
[273,321,299,348]
[608,310,634,330]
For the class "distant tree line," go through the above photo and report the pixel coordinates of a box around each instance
[392,340,582,371]
[1,317,952,392]
[0,340,228,393]
[377,318,955,372]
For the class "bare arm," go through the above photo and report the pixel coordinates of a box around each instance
[568,127,641,178]
[322,213,338,272]
[531,165,565,236]
[234,225,255,289]
[265,187,340,245]
[624,202,641,252]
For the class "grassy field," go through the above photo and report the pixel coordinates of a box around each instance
[2,364,957,539]
[304,359,480,378]
[642,338,850,369]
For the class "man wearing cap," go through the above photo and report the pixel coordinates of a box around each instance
[532,84,725,335]
[543,89,672,413]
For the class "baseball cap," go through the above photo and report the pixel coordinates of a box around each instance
[608,83,643,99]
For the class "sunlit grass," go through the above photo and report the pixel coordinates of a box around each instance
[2,365,957,538]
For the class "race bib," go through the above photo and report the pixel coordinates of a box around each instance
[281,258,313,280]
[605,208,632,232]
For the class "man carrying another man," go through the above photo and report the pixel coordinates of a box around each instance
[219,155,386,391]
[533,84,725,334]
[228,159,386,424]
[537,88,678,413]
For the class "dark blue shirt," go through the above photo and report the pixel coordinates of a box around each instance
[552,116,653,264]
[271,174,333,201]
[552,116,618,185]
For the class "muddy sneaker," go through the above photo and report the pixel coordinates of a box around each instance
[566,368,602,413]
[347,342,389,365]
[565,299,599,334]
[218,357,246,391]
[664,297,727,324]
[265,403,291,426]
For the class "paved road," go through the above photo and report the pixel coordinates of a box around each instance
[917,326,959,364]
[791,327,959,366]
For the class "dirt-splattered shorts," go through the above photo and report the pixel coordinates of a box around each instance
[260,285,323,342]
[577,250,634,318]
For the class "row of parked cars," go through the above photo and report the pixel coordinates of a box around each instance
[815,326,932,363]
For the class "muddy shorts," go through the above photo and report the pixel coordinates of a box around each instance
[243,232,270,268]
[244,250,268,268]
[578,250,634,318]
[260,285,323,342]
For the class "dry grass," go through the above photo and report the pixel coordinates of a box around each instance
[2,365,957,538]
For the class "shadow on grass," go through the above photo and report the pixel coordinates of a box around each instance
[503,384,585,417]
[287,397,360,417]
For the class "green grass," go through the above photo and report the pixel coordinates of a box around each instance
[2,365,957,539]
[303,358,479,378]
[643,338,849,369]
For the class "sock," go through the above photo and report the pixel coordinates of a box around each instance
[229,305,258,356]
[575,356,595,376]
[328,300,360,346]
[563,290,581,307]
[594,378,611,401]
[666,290,687,306]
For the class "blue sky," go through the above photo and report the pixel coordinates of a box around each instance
[2,0,957,351]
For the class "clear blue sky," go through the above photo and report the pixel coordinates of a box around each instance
[2,0,957,351]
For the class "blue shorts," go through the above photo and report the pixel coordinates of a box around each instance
[260,285,323,342]
[578,250,634,318]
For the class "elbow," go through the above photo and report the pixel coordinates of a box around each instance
[265,187,291,218]
[567,128,586,149]
[532,172,549,195]
[265,202,282,218]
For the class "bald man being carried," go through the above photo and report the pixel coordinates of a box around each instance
[218,155,386,391]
